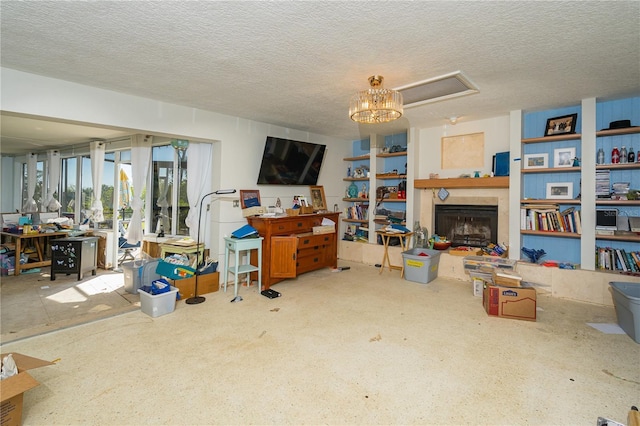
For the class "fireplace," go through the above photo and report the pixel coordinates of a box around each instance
[434,204,498,247]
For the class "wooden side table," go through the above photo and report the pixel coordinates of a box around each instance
[224,237,263,297]
[375,231,413,277]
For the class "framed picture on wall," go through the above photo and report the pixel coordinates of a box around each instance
[310,186,326,211]
[553,147,576,168]
[544,113,578,136]
[239,190,261,209]
[523,153,549,169]
[546,182,574,199]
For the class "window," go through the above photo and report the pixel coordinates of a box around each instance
[151,145,188,235]
[60,157,78,221]
[80,156,92,224]
[21,160,44,211]
[100,153,115,227]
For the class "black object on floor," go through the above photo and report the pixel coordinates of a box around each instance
[261,289,281,299]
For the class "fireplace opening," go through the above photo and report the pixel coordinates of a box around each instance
[434,205,498,247]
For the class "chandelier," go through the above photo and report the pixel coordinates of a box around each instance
[349,75,403,124]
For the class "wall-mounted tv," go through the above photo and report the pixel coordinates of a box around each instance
[256,136,326,185]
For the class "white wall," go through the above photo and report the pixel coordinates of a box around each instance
[415,115,510,179]
[0,68,352,263]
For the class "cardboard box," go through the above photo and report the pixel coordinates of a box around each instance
[1,353,55,426]
[171,272,219,299]
[492,269,523,287]
[483,284,537,321]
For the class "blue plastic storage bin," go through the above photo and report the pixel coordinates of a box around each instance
[610,281,640,344]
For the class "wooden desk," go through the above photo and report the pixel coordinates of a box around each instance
[376,231,413,277]
[0,231,70,276]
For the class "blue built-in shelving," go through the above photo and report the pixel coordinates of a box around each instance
[377,133,408,218]
[521,105,583,265]
[343,132,411,244]
[519,96,640,271]
[594,97,640,272]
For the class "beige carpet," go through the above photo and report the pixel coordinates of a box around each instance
[1,261,639,425]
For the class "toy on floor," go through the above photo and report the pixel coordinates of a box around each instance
[522,247,546,263]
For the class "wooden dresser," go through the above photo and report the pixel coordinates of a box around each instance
[247,212,340,289]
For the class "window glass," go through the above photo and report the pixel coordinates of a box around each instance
[151,145,188,235]
[81,156,92,224]
[152,146,174,235]
[100,153,115,227]
[21,160,44,211]
[61,157,77,222]
[177,150,188,235]
[118,149,133,228]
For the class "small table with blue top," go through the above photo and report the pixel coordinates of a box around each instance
[224,236,263,298]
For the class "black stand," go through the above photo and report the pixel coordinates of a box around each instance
[185,189,236,305]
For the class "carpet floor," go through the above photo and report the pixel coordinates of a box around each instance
[1,261,639,425]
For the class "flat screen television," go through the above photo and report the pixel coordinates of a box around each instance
[256,136,326,185]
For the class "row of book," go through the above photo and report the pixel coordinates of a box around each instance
[344,203,368,221]
[520,204,582,233]
[596,247,640,274]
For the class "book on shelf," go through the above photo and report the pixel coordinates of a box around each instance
[521,204,580,233]
[596,247,640,273]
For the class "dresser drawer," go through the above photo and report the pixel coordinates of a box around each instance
[296,252,326,274]
[297,233,333,249]
[270,219,308,234]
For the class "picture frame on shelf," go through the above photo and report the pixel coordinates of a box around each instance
[523,153,549,169]
[553,147,576,168]
[239,190,261,209]
[546,182,574,199]
[310,185,327,211]
[544,113,578,136]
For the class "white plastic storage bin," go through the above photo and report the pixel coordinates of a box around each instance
[402,248,441,284]
[138,286,178,318]
[609,281,640,344]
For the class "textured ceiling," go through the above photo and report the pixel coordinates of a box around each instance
[1,1,639,155]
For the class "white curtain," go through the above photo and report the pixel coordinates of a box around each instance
[185,143,212,244]
[45,150,62,212]
[128,135,152,244]
[22,153,38,212]
[90,141,105,222]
